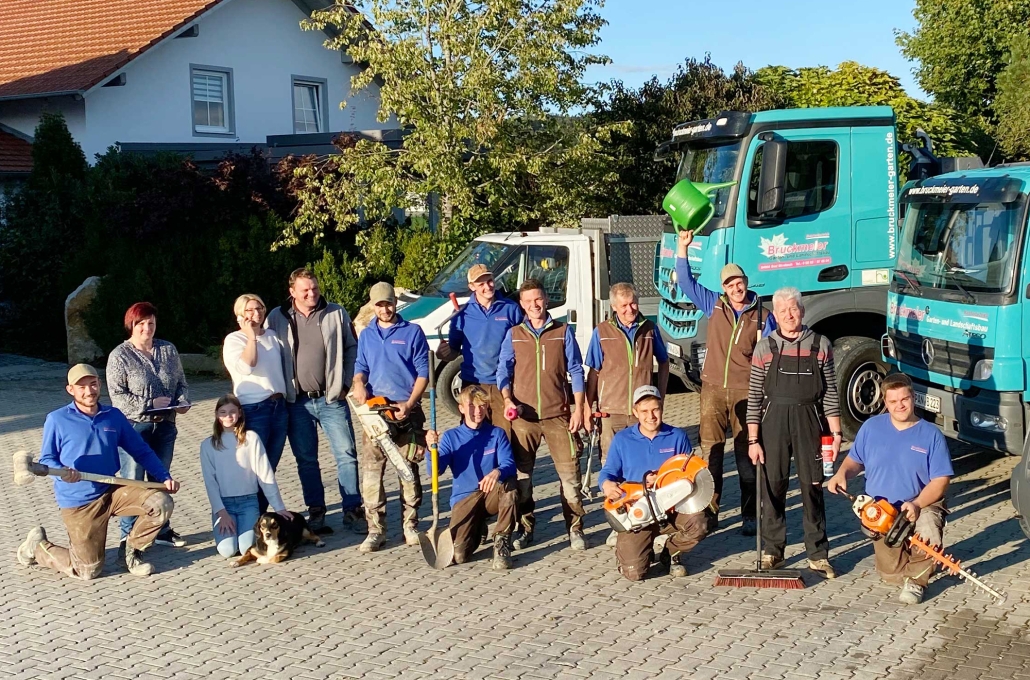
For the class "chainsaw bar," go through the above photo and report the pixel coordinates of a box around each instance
[908,534,1006,605]
[348,395,416,483]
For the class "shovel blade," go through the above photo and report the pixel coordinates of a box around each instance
[419,527,453,569]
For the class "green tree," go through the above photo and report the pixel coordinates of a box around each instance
[284,0,613,245]
[995,34,1030,159]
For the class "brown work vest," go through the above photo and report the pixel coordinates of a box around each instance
[595,316,657,415]
[510,320,571,421]
[701,295,765,390]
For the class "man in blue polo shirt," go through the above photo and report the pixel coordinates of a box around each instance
[352,282,430,553]
[426,384,517,570]
[437,263,522,434]
[828,373,953,604]
[17,364,179,580]
[599,385,708,581]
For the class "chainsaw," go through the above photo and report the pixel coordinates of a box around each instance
[347,394,417,483]
[844,492,1004,604]
[603,453,714,533]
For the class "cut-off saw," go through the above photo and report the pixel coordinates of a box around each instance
[603,453,714,533]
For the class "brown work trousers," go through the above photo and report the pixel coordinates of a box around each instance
[463,382,511,438]
[35,487,174,580]
[360,406,425,533]
[615,511,708,581]
[449,478,517,563]
[698,385,756,520]
[598,413,634,466]
[511,415,585,533]
[872,503,947,588]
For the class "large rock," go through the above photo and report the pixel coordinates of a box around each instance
[65,276,103,365]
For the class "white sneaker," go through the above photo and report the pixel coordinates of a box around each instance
[569,530,587,550]
[899,578,925,604]
[403,525,420,547]
[605,530,618,547]
[359,532,386,553]
[17,526,46,566]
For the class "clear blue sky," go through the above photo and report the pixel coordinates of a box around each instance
[586,0,925,99]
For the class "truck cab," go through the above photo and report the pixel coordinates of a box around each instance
[654,107,899,438]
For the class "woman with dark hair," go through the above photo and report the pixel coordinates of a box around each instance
[107,302,191,552]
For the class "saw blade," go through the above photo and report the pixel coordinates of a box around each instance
[908,534,1006,604]
[672,467,714,515]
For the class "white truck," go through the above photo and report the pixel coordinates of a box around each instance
[396,216,664,415]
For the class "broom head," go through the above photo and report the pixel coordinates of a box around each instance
[714,568,805,589]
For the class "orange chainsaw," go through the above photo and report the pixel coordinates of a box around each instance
[844,492,1005,604]
[603,454,714,533]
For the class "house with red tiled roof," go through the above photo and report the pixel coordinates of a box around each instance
[0,0,396,163]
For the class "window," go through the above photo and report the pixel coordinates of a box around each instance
[748,140,838,219]
[525,245,570,307]
[292,77,328,133]
[191,66,234,135]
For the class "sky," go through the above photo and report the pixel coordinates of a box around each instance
[586,0,925,99]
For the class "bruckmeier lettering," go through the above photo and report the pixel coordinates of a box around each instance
[907,184,981,196]
[673,122,713,138]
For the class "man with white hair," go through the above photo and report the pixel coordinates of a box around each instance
[746,287,841,579]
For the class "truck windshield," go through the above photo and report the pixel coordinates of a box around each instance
[675,142,741,222]
[420,240,517,296]
[896,198,1027,297]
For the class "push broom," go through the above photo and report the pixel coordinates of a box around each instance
[713,296,805,590]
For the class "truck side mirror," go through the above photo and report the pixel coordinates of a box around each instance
[756,139,787,217]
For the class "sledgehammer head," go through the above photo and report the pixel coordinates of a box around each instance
[12,450,48,486]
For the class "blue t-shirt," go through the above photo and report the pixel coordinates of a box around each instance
[431,422,516,508]
[597,423,693,491]
[848,414,954,504]
[448,296,522,384]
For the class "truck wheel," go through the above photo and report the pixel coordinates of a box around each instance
[435,358,463,419]
[834,336,888,441]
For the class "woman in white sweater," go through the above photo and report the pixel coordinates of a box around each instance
[222,294,289,511]
[201,394,292,558]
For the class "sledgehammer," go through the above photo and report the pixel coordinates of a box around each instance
[12,450,168,489]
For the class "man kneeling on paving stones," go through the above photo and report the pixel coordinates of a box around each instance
[598,385,707,581]
[827,373,953,605]
[426,384,517,569]
[17,364,180,579]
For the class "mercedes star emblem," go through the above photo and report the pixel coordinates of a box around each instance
[921,338,935,367]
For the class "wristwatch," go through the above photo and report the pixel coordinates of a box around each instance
[831,431,843,438]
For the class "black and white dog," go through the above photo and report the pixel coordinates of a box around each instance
[232,512,325,567]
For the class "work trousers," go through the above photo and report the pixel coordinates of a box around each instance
[462,382,511,437]
[699,385,756,520]
[511,415,586,533]
[615,512,708,581]
[872,503,947,587]
[760,403,829,561]
[598,413,634,465]
[360,406,425,533]
[36,487,174,580]
[449,479,517,563]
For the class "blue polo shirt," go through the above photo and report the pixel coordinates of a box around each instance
[848,414,954,504]
[584,316,669,371]
[448,296,523,383]
[431,422,516,508]
[598,423,693,490]
[39,402,170,509]
[354,315,430,403]
[496,315,585,394]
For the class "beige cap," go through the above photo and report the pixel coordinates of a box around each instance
[369,282,396,304]
[467,264,493,284]
[720,263,746,284]
[67,363,99,385]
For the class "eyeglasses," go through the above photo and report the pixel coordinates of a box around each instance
[245,305,266,313]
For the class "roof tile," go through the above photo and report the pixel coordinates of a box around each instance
[0,130,33,173]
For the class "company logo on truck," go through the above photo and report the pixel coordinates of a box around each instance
[757,233,830,271]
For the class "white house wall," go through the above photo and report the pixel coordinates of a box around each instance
[0,96,86,142]
[81,0,394,161]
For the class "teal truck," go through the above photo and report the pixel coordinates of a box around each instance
[654,106,903,438]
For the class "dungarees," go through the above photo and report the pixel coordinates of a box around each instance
[759,337,829,561]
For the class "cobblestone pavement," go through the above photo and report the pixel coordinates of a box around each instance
[1,355,1028,680]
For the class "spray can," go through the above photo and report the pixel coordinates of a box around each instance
[820,436,835,479]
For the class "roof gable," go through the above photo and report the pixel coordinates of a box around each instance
[0,124,33,174]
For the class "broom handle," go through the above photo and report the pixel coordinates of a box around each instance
[755,295,764,571]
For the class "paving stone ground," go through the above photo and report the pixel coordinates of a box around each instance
[1,354,1028,679]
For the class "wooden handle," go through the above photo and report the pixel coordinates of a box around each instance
[57,468,169,490]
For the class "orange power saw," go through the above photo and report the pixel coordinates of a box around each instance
[844,492,1005,604]
[603,454,714,533]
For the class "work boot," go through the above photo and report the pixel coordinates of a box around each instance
[359,532,386,553]
[741,518,757,537]
[403,524,420,547]
[705,512,719,534]
[307,506,328,533]
[341,508,366,534]
[155,528,186,548]
[125,547,154,576]
[118,539,127,562]
[760,554,785,570]
[605,530,618,547]
[511,527,534,551]
[492,534,513,570]
[480,523,491,546]
[17,526,46,566]
[899,578,925,604]
[808,558,837,579]
[569,530,587,550]
[658,546,687,577]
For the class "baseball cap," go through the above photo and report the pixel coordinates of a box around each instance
[369,282,396,305]
[467,264,493,284]
[720,263,746,284]
[632,385,662,404]
[67,363,99,385]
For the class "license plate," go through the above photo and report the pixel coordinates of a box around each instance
[668,342,682,358]
[913,391,941,414]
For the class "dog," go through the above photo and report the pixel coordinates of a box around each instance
[232,512,325,567]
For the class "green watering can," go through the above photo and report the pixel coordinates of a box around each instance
[662,180,736,233]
